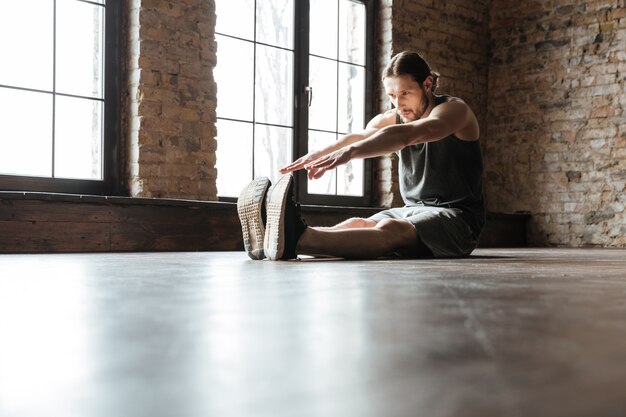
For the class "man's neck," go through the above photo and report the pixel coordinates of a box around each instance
[420,93,437,119]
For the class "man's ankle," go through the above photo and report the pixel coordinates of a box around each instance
[294,227,313,254]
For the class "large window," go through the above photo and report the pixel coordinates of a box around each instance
[0,0,120,194]
[214,0,295,198]
[215,0,374,205]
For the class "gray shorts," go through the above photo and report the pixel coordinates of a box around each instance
[369,206,479,258]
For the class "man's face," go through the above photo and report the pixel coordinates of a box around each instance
[383,74,430,123]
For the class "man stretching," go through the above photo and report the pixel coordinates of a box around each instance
[237,51,485,260]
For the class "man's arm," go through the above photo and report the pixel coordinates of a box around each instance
[280,111,396,175]
[305,101,477,178]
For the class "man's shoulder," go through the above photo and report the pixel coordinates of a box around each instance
[437,95,466,105]
[433,95,479,141]
[431,95,474,116]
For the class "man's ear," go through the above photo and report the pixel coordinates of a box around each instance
[422,75,434,93]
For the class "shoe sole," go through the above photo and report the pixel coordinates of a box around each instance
[264,174,292,260]
[237,177,271,260]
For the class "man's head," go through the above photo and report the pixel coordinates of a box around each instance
[382,51,439,122]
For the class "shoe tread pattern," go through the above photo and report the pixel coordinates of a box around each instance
[264,175,292,260]
[237,178,270,260]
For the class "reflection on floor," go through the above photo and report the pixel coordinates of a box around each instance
[1,248,625,417]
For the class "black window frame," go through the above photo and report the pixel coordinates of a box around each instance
[0,0,121,195]
[295,0,376,207]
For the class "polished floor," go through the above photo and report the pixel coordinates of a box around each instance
[1,248,625,417]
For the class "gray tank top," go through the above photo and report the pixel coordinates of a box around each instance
[397,95,485,237]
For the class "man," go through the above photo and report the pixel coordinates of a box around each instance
[237,51,485,261]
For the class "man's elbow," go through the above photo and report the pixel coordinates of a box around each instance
[390,125,418,148]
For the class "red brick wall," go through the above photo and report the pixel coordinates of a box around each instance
[126,0,218,200]
[486,1,626,246]
[373,0,399,207]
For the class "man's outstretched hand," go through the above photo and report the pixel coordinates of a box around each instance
[304,147,354,179]
[280,151,323,174]
[280,150,328,179]
[281,147,354,179]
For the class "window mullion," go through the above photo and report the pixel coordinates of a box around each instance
[252,0,257,181]
[334,0,340,197]
[293,0,310,202]
[298,0,372,206]
[52,0,57,178]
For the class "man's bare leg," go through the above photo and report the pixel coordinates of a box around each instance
[296,218,418,259]
[318,217,377,231]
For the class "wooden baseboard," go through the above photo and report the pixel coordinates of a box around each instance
[0,193,529,253]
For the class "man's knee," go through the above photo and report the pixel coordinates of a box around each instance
[341,217,376,228]
[375,219,417,247]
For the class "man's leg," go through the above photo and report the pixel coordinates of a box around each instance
[321,217,377,231]
[262,174,424,260]
[296,218,418,259]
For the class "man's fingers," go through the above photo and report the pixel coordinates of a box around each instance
[280,164,298,174]
[307,167,324,179]
[280,160,306,173]
[313,159,335,170]
[304,166,325,180]
[283,161,304,170]
[311,170,323,179]
[305,156,331,170]
[303,152,345,180]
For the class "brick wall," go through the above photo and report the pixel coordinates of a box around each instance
[126,0,218,200]
[487,1,626,246]
[373,0,491,207]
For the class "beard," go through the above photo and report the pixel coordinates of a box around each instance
[398,88,431,123]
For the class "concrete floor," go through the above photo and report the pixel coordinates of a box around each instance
[1,248,625,417]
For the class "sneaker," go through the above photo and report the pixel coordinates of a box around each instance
[264,174,308,260]
[237,177,271,260]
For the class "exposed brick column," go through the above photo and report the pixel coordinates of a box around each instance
[127,0,218,200]
[373,0,402,208]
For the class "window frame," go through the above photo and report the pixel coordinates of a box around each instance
[0,0,121,195]
[294,0,376,206]
[216,0,376,207]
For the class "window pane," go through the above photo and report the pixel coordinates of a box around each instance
[254,125,292,184]
[54,96,103,180]
[309,0,337,59]
[256,0,294,49]
[337,160,364,196]
[215,0,254,40]
[308,56,337,132]
[307,130,336,195]
[256,45,293,126]
[0,88,52,177]
[338,63,365,133]
[216,120,253,197]
[0,0,53,91]
[338,0,366,65]
[56,0,104,99]
[215,35,254,121]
